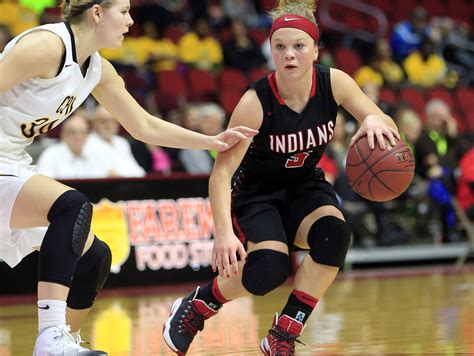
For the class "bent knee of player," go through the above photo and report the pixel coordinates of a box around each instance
[307,215,351,268]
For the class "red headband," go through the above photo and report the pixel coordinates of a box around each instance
[269,15,319,44]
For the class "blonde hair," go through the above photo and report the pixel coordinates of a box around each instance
[61,0,114,23]
[269,0,317,24]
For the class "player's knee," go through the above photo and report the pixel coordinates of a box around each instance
[67,237,112,309]
[307,216,351,268]
[242,249,291,296]
[47,190,93,256]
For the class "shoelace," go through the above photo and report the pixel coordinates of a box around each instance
[268,327,305,354]
[73,332,90,346]
[179,300,205,337]
[53,325,85,351]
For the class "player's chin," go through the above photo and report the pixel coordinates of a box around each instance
[111,36,125,48]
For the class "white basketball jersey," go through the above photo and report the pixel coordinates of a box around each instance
[0,22,102,164]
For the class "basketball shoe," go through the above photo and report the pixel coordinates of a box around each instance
[260,314,305,356]
[163,287,219,355]
[33,324,107,355]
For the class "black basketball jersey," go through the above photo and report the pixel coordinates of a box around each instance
[238,64,339,183]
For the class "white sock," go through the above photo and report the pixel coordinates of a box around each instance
[38,300,67,332]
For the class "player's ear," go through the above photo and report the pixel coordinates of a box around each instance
[91,4,101,24]
[313,45,318,62]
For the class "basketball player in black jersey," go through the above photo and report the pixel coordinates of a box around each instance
[163,0,400,354]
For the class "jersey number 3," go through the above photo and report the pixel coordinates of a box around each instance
[285,152,310,168]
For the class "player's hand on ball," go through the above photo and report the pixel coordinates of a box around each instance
[212,234,247,278]
[350,115,400,150]
[210,126,258,152]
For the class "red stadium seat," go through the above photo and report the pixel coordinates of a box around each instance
[154,70,187,112]
[399,87,426,117]
[427,87,454,109]
[446,0,472,23]
[455,87,474,115]
[420,0,446,17]
[249,29,268,46]
[379,87,398,105]
[187,69,217,102]
[333,48,362,77]
[249,67,269,84]
[258,0,277,11]
[218,88,243,116]
[218,68,248,93]
[463,111,474,133]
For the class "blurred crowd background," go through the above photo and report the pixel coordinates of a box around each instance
[1,0,473,249]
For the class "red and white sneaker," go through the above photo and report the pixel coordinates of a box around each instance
[162,287,219,355]
[260,314,305,356]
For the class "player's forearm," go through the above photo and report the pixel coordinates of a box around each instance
[209,170,234,238]
[139,114,214,150]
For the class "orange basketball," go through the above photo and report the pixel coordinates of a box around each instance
[345,136,415,202]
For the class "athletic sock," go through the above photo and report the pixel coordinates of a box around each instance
[281,289,318,325]
[196,278,229,310]
[38,299,67,332]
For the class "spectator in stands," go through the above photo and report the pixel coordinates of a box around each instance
[223,19,267,74]
[431,16,472,87]
[374,38,404,87]
[37,113,109,179]
[390,6,431,62]
[86,105,146,178]
[355,39,404,89]
[130,141,173,175]
[142,21,178,72]
[179,103,226,174]
[136,0,177,36]
[0,24,13,52]
[222,0,260,29]
[396,107,422,158]
[403,37,447,88]
[101,21,178,72]
[354,57,384,88]
[415,99,461,243]
[178,17,223,72]
[415,98,459,179]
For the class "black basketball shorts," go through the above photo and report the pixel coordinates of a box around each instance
[231,168,341,250]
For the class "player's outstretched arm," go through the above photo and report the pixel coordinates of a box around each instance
[330,68,400,150]
[209,90,262,277]
[92,58,257,151]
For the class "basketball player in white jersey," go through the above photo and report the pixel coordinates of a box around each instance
[0,0,257,355]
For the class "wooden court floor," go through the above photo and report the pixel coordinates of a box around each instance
[1,266,473,355]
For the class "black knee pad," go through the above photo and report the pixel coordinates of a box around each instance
[307,216,351,268]
[38,190,93,287]
[242,249,291,296]
[67,237,112,309]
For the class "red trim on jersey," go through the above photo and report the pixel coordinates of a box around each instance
[231,207,246,244]
[267,68,317,107]
[268,72,286,105]
[292,289,318,308]
[212,277,229,304]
